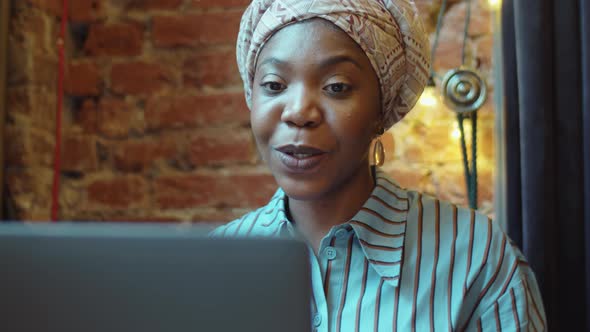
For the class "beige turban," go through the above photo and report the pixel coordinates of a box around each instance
[236,0,431,130]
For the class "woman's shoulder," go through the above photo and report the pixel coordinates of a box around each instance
[402,189,529,286]
[209,189,287,238]
[209,207,266,238]
[402,190,545,327]
[403,190,504,246]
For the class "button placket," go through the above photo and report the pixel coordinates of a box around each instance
[324,246,337,260]
[312,313,322,327]
[312,228,349,331]
[334,228,348,239]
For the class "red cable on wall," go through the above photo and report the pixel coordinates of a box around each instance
[51,0,68,221]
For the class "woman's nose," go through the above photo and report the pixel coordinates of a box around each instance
[280,85,323,128]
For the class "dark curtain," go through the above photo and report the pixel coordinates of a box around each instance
[502,0,590,330]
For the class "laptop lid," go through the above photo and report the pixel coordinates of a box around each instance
[0,223,311,332]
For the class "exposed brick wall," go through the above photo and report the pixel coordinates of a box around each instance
[4,0,496,222]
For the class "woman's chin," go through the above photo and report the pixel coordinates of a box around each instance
[276,177,330,202]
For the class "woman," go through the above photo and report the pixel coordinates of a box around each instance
[211,0,546,330]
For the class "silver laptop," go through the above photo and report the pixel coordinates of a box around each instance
[0,223,311,332]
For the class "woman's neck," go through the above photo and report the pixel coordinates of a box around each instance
[287,165,375,254]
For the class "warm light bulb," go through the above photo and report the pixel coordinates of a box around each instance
[487,0,501,10]
[418,86,439,108]
[451,123,462,140]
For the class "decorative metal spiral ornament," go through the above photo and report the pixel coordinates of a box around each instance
[441,67,487,114]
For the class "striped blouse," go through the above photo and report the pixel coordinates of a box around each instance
[210,170,547,331]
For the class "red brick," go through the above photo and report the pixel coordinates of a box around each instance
[154,173,277,209]
[96,98,143,138]
[441,1,492,39]
[27,0,104,22]
[110,62,174,95]
[153,12,242,47]
[474,34,494,70]
[126,0,183,10]
[188,129,254,166]
[87,176,148,209]
[183,50,241,88]
[61,134,98,172]
[70,0,104,23]
[114,139,178,172]
[433,2,493,72]
[145,93,250,130]
[190,0,251,8]
[74,99,99,134]
[84,23,143,56]
[433,34,465,72]
[65,62,102,96]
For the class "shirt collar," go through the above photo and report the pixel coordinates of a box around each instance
[260,170,410,286]
[257,189,289,237]
[348,169,409,287]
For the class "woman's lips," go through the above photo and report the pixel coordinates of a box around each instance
[274,145,328,173]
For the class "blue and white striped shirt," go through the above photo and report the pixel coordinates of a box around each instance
[211,170,546,331]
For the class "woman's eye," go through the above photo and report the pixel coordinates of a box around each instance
[261,82,286,92]
[324,83,351,94]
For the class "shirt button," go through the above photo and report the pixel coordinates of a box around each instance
[312,313,322,327]
[335,228,348,239]
[324,246,337,260]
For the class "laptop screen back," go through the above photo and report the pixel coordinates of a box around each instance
[0,223,311,332]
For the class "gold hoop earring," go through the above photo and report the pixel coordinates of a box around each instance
[373,139,385,167]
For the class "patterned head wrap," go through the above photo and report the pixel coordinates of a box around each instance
[236,0,431,130]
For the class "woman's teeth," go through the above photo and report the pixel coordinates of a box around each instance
[293,153,312,158]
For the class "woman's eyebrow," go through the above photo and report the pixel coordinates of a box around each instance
[257,55,363,70]
[319,55,362,70]
[258,57,286,69]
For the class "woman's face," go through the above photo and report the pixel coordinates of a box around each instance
[251,19,381,201]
